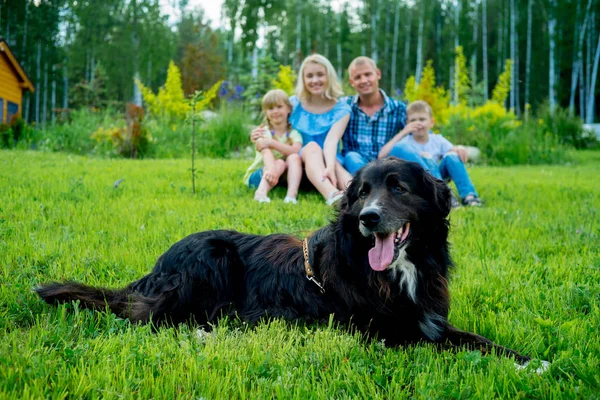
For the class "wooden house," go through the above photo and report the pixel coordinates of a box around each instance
[0,38,34,124]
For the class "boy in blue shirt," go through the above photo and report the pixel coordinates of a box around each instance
[378,100,482,206]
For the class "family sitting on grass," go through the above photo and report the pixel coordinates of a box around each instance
[243,54,482,208]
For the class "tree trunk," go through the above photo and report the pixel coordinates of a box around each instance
[525,0,532,107]
[585,31,600,123]
[43,62,48,127]
[383,0,391,87]
[548,0,557,110]
[337,11,342,78]
[401,9,412,86]
[497,2,503,75]
[391,0,401,93]
[251,46,258,78]
[63,58,68,110]
[324,8,329,58]
[22,0,29,60]
[295,0,302,68]
[51,64,56,125]
[436,6,441,84]
[569,0,592,115]
[509,0,515,110]
[131,0,142,106]
[5,6,9,44]
[305,14,310,53]
[482,0,489,101]
[415,5,425,83]
[371,0,380,64]
[35,41,41,127]
[471,2,478,85]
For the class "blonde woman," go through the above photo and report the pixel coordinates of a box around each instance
[289,54,352,206]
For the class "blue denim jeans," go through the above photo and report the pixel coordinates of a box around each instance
[389,142,478,199]
[343,151,371,175]
[247,169,263,189]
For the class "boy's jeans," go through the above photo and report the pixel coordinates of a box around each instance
[389,142,478,199]
[343,151,371,175]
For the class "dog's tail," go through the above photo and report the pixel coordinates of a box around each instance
[35,282,135,319]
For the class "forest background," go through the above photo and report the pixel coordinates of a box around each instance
[0,0,599,163]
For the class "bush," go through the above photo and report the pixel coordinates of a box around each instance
[441,101,570,165]
[536,103,595,149]
[197,104,251,158]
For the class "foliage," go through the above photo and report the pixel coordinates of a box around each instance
[453,46,471,105]
[0,116,27,148]
[179,15,227,94]
[1,150,600,398]
[69,64,109,109]
[492,60,512,107]
[404,60,451,128]
[536,102,598,149]
[137,62,222,121]
[197,104,252,158]
[90,104,152,158]
[441,101,570,165]
[239,56,283,118]
[137,61,189,120]
[272,65,296,96]
[217,81,245,103]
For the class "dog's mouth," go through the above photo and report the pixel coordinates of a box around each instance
[368,222,411,272]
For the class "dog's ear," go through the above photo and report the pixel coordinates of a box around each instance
[422,172,452,217]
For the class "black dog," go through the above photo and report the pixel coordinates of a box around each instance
[36,157,529,363]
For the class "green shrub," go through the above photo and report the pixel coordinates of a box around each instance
[197,104,251,157]
[441,101,570,165]
[536,103,595,149]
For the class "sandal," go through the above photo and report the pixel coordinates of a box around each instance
[254,193,271,203]
[462,194,483,207]
[283,196,298,204]
[326,190,344,206]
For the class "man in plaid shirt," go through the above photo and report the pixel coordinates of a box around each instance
[340,56,408,174]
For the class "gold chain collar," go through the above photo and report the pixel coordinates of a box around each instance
[302,237,325,294]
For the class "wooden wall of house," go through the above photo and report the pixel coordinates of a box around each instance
[0,51,23,123]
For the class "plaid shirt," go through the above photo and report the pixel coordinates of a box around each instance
[341,90,407,161]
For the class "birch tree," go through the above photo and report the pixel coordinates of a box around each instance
[401,7,412,86]
[569,0,593,115]
[371,0,380,64]
[509,0,516,110]
[525,0,532,107]
[391,0,401,92]
[585,31,600,123]
[548,0,557,110]
[415,4,425,83]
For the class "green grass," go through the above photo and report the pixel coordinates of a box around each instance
[1,149,599,399]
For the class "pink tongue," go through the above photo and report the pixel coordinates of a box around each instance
[368,233,395,271]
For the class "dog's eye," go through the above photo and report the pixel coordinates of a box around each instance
[392,185,405,194]
[359,190,368,199]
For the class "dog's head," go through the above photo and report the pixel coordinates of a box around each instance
[339,157,451,272]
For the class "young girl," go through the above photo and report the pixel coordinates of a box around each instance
[289,54,352,206]
[243,89,303,204]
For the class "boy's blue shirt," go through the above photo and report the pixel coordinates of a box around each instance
[400,132,454,163]
[340,90,407,161]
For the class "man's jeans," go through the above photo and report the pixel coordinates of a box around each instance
[389,142,478,199]
[343,151,371,175]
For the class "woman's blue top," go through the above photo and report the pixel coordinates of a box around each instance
[289,95,351,149]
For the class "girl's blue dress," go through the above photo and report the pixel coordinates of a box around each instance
[289,95,351,149]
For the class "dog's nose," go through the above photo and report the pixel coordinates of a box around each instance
[359,209,381,229]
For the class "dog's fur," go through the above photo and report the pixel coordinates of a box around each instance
[36,158,529,363]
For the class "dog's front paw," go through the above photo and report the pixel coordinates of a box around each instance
[514,359,551,375]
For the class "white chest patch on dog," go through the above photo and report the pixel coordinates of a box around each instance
[389,247,418,303]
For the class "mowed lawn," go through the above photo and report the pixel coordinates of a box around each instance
[1,149,599,399]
